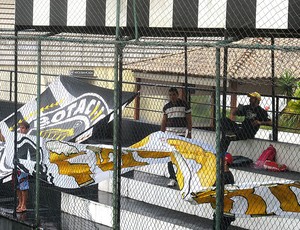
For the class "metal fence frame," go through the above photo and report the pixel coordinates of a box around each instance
[0,33,300,230]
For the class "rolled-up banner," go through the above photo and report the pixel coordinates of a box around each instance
[0,75,137,142]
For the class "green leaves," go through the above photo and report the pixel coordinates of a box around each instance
[278,70,300,130]
[277,70,298,100]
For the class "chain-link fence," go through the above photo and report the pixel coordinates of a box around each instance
[1,1,300,230]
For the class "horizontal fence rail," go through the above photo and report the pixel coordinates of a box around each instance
[1,1,300,229]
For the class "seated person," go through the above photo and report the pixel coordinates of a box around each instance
[220,92,272,154]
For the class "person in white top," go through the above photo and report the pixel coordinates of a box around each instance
[161,87,192,187]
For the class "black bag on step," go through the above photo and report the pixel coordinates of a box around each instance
[231,155,253,167]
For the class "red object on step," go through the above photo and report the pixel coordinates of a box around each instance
[225,153,233,165]
[263,160,287,172]
[255,144,276,168]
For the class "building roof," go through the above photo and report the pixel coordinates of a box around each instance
[124,37,300,85]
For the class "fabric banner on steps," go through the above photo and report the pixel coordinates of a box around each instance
[1,130,300,218]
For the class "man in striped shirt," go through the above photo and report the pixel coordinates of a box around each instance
[161,87,192,187]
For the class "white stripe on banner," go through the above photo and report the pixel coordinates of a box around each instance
[67,0,87,26]
[48,77,76,108]
[256,0,289,29]
[105,0,128,27]
[33,0,50,26]
[149,0,173,28]
[198,0,227,28]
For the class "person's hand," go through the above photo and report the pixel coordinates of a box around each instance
[252,120,261,126]
[231,105,243,117]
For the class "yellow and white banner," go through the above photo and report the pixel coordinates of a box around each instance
[1,130,300,218]
[0,131,216,193]
[192,180,300,218]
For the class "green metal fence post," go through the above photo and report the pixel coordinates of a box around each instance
[133,0,139,41]
[35,38,41,229]
[271,37,278,141]
[113,0,122,229]
[9,71,13,101]
[13,29,18,219]
[214,47,224,230]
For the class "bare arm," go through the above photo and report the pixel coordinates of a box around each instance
[0,130,5,142]
[231,103,245,118]
[261,120,272,126]
[161,114,167,132]
[186,113,192,138]
[253,119,272,126]
[231,107,238,117]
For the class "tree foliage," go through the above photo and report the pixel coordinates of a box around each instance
[278,71,300,131]
[277,70,298,102]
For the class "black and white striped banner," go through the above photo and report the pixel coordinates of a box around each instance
[15,0,300,30]
[0,75,136,142]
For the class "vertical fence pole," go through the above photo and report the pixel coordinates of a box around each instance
[215,47,223,230]
[113,0,121,229]
[271,38,278,141]
[184,36,189,103]
[35,38,41,228]
[9,71,13,101]
[222,33,228,119]
[13,29,18,218]
[133,0,139,40]
[276,96,279,139]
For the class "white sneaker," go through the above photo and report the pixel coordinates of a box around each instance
[225,132,236,141]
[167,179,177,187]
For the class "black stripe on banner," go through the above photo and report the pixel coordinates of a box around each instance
[288,0,300,30]
[4,111,24,131]
[86,0,106,27]
[15,0,33,26]
[226,0,256,29]
[173,0,198,28]
[40,88,60,113]
[127,0,150,27]
[50,0,68,26]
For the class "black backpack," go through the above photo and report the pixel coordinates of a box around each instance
[231,155,253,167]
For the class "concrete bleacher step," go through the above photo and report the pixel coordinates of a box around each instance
[61,186,227,230]
[94,170,246,230]
[120,170,215,219]
[62,163,300,230]
[117,165,300,230]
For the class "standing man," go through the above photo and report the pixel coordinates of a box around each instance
[161,87,192,187]
[220,92,272,154]
[0,121,30,213]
